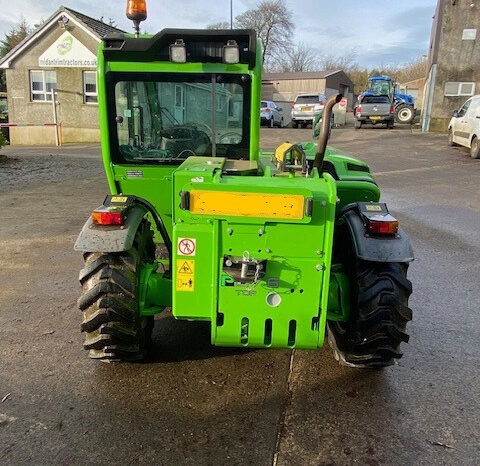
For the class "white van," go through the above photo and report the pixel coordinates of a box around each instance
[448,94,480,158]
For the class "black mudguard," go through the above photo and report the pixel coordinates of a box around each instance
[340,203,414,263]
[74,204,148,253]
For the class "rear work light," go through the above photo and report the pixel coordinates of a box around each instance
[92,210,124,226]
[367,214,398,235]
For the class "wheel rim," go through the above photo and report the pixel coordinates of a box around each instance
[398,108,413,122]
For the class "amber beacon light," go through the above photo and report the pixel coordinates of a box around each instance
[126,0,147,36]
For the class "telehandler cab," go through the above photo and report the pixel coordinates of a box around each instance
[75,1,413,367]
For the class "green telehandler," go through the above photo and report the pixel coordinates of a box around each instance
[74,2,413,367]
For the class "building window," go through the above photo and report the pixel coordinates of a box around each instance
[83,71,98,103]
[444,82,475,97]
[30,70,57,101]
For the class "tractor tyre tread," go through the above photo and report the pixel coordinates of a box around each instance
[328,261,412,368]
[78,221,154,362]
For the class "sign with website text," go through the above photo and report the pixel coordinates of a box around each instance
[38,31,97,67]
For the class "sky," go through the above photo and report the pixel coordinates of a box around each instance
[0,0,437,68]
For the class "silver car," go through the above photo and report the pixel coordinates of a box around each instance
[291,93,327,128]
[260,100,284,127]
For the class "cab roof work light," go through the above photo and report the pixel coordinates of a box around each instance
[126,0,147,36]
[223,40,240,64]
[169,39,187,63]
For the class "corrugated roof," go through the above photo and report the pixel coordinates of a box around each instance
[262,70,341,81]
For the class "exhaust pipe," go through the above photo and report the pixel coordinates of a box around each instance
[313,93,343,172]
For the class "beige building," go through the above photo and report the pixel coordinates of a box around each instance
[398,77,426,111]
[262,70,354,108]
[422,0,480,132]
[0,6,123,145]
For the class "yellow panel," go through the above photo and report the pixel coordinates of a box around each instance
[190,190,305,219]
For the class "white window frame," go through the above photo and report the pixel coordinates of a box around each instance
[30,70,57,102]
[83,70,98,104]
[444,82,475,97]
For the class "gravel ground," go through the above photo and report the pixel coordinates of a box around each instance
[1,124,479,465]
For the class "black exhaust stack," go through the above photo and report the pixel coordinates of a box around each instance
[313,93,343,173]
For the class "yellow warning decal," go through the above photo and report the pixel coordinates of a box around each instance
[176,259,195,292]
[365,205,382,211]
[111,196,128,203]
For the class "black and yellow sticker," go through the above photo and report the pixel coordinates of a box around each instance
[176,259,195,292]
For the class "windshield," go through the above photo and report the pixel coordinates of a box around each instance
[111,73,249,163]
[261,101,268,108]
[295,95,320,104]
[368,80,393,96]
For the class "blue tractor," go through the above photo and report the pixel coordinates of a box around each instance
[356,76,416,124]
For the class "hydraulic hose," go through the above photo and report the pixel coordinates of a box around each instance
[313,93,343,173]
[130,195,172,275]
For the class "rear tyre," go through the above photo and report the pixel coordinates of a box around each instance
[269,117,274,128]
[78,220,155,362]
[292,121,298,128]
[395,104,415,124]
[470,137,480,159]
[448,128,457,146]
[328,260,412,368]
[354,120,362,129]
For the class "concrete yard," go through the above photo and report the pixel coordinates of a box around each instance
[1,124,479,465]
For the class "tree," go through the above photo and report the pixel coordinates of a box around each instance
[0,18,31,91]
[274,42,319,72]
[206,21,231,30]
[235,0,293,68]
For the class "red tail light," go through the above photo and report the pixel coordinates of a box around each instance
[367,214,398,235]
[92,210,124,225]
[390,105,394,114]
[290,103,294,108]
[357,105,362,115]
[264,108,271,113]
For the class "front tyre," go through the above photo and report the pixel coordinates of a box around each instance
[470,136,480,159]
[448,128,457,146]
[77,220,155,362]
[328,261,412,368]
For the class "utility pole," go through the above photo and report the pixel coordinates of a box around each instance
[230,0,233,29]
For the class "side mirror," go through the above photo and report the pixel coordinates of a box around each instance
[452,110,459,118]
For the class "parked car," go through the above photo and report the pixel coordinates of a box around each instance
[260,100,283,127]
[291,93,326,128]
[355,95,394,129]
[448,94,480,159]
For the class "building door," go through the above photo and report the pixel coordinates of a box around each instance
[174,85,185,124]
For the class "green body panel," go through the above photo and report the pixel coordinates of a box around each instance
[170,157,336,348]
[93,31,380,348]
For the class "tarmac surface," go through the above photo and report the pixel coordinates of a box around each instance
[1,123,479,465]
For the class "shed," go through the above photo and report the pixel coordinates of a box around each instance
[262,70,354,109]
